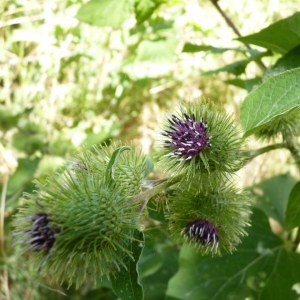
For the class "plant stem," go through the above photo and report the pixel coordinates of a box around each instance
[210,0,267,72]
[285,135,300,171]
[131,175,182,212]
[243,143,286,165]
[0,175,10,300]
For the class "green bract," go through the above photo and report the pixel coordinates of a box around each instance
[157,101,245,186]
[167,179,252,255]
[13,144,147,288]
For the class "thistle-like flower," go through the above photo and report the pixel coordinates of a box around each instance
[167,179,252,254]
[163,113,211,160]
[28,213,58,251]
[157,101,245,185]
[181,219,219,252]
[13,144,148,288]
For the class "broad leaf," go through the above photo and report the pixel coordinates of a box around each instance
[270,44,300,74]
[140,225,179,300]
[237,12,300,54]
[240,68,300,137]
[135,39,177,63]
[225,77,261,92]
[166,209,300,300]
[285,182,300,230]
[248,173,296,227]
[111,230,144,300]
[76,0,135,28]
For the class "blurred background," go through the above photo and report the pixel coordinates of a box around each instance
[1,0,299,299]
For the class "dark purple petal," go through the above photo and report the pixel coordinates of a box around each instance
[164,113,210,159]
[181,218,219,249]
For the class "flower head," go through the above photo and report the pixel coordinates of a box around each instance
[181,218,219,251]
[29,213,58,251]
[167,179,252,255]
[157,101,245,186]
[163,113,211,160]
[13,144,148,288]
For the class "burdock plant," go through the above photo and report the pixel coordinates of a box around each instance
[13,101,252,294]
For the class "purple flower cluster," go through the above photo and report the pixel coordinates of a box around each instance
[163,113,211,160]
[181,218,219,249]
[26,213,57,251]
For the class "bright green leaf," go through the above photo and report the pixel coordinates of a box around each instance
[204,60,250,76]
[285,182,300,230]
[237,12,300,54]
[76,0,135,28]
[225,77,261,92]
[240,68,300,137]
[135,39,177,63]
[248,173,297,227]
[135,0,163,24]
[111,230,144,300]
[166,209,300,300]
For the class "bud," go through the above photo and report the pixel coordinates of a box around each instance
[167,180,252,254]
[13,144,147,288]
[255,106,300,140]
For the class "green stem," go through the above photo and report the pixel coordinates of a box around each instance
[243,143,286,165]
[131,175,182,212]
[210,0,267,72]
[285,135,300,171]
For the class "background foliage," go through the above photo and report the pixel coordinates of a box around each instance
[1,0,300,299]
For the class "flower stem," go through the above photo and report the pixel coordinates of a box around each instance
[131,175,182,212]
[243,143,286,165]
[285,135,300,171]
[209,0,266,72]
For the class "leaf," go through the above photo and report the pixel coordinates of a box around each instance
[224,77,261,92]
[182,43,256,55]
[135,38,177,63]
[166,209,300,300]
[248,173,297,227]
[270,44,300,74]
[204,60,250,76]
[285,182,300,230]
[240,68,300,137]
[76,0,135,28]
[111,230,144,300]
[140,225,179,299]
[134,0,163,24]
[105,146,131,182]
[237,12,300,54]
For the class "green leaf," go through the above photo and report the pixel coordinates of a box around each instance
[240,68,300,137]
[182,43,256,55]
[248,173,297,227]
[135,38,177,63]
[105,146,131,182]
[111,230,144,300]
[76,0,135,28]
[166,209,300,300]
[140,225,179,299]
[224,77,261,92]
[204,59,250,76]
[237,12,300,54]
[134,0,163,24]
[285,182,300,230]
[270,44,300,73]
